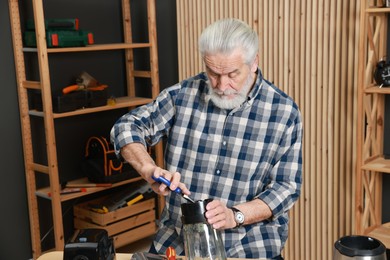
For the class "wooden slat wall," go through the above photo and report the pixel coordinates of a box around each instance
[176,1,359,259]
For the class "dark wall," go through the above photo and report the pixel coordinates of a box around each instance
[1,0,177,259]
[383,175,390,222]
[383,18,390,223]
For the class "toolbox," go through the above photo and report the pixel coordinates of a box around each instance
[82,136,140,184]
[24,18,94,48]
[33,88,108,113]
[86,88,108,108]
[53,90,87,113]
[26,18,80,31]
[73,183,157,248]
[24,30,94,48]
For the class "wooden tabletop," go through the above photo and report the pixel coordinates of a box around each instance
[37,251,265,260]
[37,251,130,260]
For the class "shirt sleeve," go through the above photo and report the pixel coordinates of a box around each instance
[110,84,180,156]
[256,106,303,219]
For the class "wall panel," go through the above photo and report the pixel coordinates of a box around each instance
[176,1,359,259]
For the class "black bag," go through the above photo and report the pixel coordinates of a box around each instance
[82,136,138,183]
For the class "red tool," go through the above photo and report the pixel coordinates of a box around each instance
[62,71,108,94]
[166,246,176,260]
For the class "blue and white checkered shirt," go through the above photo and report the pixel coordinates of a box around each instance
[111,69,302,259]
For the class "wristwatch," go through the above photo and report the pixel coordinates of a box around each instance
[231,207,245,228]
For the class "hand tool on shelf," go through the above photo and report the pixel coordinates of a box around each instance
[62,71,108,94]
[88,182,153,213]
[47,187,87,197]
[126,194,144,206]
[63,181,112,188]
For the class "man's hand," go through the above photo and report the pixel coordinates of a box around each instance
[121,143,190,196]
[204,198,273,230]
[150,168,191,196]
[204,200,237,229]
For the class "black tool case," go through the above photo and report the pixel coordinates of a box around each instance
[33,89,107,113]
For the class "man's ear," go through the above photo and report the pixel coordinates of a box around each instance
[251,54,259,72]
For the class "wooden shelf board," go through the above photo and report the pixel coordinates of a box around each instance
[29,96,153,118]
[361,156,390,174]
[364,85,390,94]
[23,43,152,53]
[35,176,143,202]
[365,222,390,249]
[366,7,390,13]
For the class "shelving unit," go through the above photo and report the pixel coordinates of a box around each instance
[356,0,390,249]
[8,0,163,258]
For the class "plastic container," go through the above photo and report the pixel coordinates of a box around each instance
[333,235,387,260]
[181,199,227,260]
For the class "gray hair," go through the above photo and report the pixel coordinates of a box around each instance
[198,18,259,65]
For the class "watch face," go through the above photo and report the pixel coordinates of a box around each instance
[235,212,245,224]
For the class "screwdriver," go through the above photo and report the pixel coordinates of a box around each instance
[152,176,195,203]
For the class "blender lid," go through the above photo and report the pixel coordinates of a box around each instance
[181,199,213,224]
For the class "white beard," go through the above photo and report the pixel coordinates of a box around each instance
[205,73,254,109]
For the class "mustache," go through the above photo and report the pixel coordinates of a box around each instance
[214,89,238,96]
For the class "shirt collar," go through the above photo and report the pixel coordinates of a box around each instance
[247,68,263,101]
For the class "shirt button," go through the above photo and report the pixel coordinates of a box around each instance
[216,169,221,174]
[222,141,227,146]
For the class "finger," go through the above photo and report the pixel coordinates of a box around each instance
[212,218,228,230]
[207,209,229,229]
[163,171,191,194]
[170,172,181,191]
[177,182,191,195]
[152,168,173,193]
[205,202,224,220]
[205,199,222,211]
[151,182,169,196]
[171,172,191,195]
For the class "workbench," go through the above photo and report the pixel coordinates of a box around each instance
[36,251,266,260]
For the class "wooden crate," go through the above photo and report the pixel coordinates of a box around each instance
[74,196,157,248]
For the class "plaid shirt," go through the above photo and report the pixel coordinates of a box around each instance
[111,69,302,259]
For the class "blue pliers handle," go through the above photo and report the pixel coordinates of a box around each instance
[152,175,182,193]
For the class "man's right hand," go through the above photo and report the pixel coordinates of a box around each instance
[150,168,191,196]
[121,143,190,196]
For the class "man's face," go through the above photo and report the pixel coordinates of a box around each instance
[204,48,258,109]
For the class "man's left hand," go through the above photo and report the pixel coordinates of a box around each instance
[204,200,236,229]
